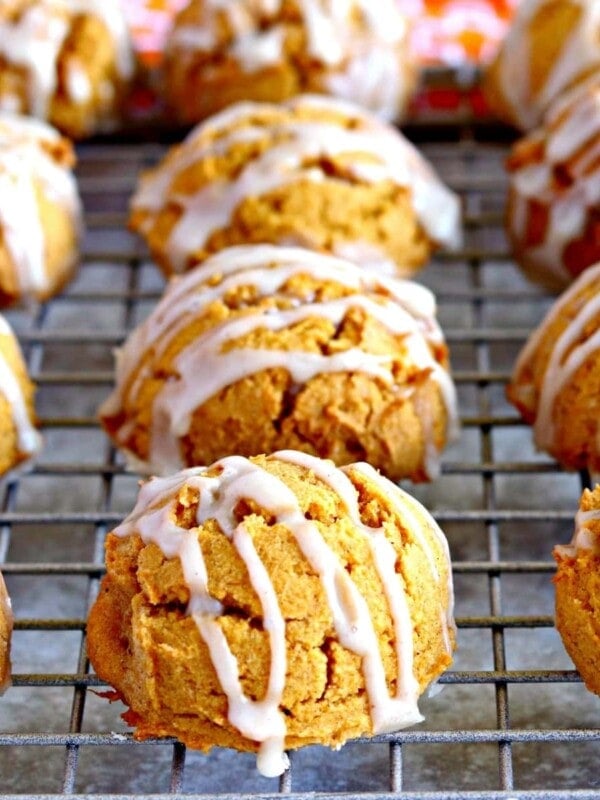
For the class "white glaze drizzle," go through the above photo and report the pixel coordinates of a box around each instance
[0,111,82,296]
[554,494,600,557]
[348,460,456,653]
[510,263,600,457]
[112,452,454,774]
[494,0,600,129]
[0,315,41,458]
[131,95,462,273]
[0,0,134,120]
[507,79,600,285]
[99,245,458,477]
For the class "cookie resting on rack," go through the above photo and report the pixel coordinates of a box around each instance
[483,0,600,131]
[99,245,458,482]
[554,485,600,696]
[0,112,82,306]
[163,0,415,125]
[0,569,12,692]
[129,94,462,280]
[505,74,600,291]
[87,450,456,776]
[506,263,600,472]
[0,0,135,139]
[0,314,41,476]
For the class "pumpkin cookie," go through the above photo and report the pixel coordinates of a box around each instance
[0,313,41,476]
[129,95,462,279]
[506,263,600,471]
[163,0,415,124]
[99,245,458,481]
[0,112,82,305]
[87,450,456,775]
[0,0,135,139]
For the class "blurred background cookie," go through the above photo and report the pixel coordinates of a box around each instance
[0,112,82,305]
[483,0,600,130]
[505,74,600,291]
[100,245,458,482]
[162,0,415,124]
[0,0,135,139]
[398,0,517,67]
[0,313,41,476]
[129,95,461,279]
[88,450,455,775]
[507,264,600,472]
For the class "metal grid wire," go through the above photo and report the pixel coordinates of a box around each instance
[0,109,599,799]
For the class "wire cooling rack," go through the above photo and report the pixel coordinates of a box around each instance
[0,110,599,799]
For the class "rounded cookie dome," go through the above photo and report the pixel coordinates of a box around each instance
[0,313,41,475]
[129,95,462,279]
[163,0,415,124]
[0,0,135,139]
[87,450,456,775]
[99,245,458,482]
[506,75,600,291]
[0,112,82,305]
[506,263,600,472]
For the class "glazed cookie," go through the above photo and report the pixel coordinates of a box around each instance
[0,314,41,476]
[505,74,600,291]
[163,0,414,124]
[483,0,600,130]
[0,570,12,692]
[0,0,135,139]
[554,485,600,696]
[506,263,600,472]
[129,95,462,279]
[0,112,82,306]
[99,245,458,482]
[87,450,456,775]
